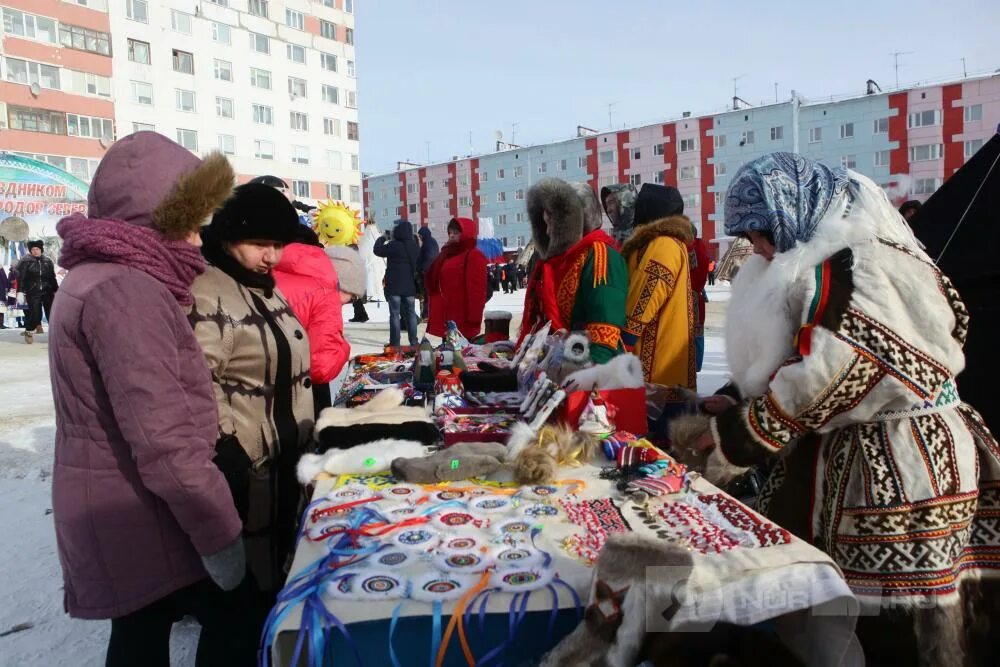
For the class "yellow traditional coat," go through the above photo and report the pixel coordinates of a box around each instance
[621,216,697,396]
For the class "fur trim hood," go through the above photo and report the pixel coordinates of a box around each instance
[569,182,603,234]
[620,215,694,260]
[527,178,584,259]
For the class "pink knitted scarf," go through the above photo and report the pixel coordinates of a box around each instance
[57,214,205,306]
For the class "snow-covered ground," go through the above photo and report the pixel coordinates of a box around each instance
[0,286,729,666]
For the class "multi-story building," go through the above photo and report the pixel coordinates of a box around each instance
[1,0,362,208]
[0,0,115,183]
[364,73,1000,256]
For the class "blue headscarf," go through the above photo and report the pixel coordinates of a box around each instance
[724,153,851,253]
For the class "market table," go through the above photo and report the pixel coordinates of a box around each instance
[269,460,860,666]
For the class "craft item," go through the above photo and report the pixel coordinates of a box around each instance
[560,497,632,565]
[689,494,792,548]
[415,338,437,386]
[491,517,536,539]
[430,509,490,532]
[657,502,741,555]
[443,320,470,350]
[483,310,513,343]
[390,441,508,484]
[512,423,597,485]
[297,439,427,484]
[578,390,616,437]
[391,527,442,552]
[465,391,524,409]
[469,494,514,514]
[528,388,567,431]
[409,571,481,602]
[435,370,463,397]
[561,353,644,392]
[615,444,661,469]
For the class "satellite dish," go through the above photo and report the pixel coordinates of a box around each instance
[29,82,41,97]
[0,216,30,242]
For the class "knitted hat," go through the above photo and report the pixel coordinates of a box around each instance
[208,182,300,243]
[325,245,365,296]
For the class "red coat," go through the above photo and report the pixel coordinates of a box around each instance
[425,217,488,338]
[688,237,711,327]
[274,242,350,384]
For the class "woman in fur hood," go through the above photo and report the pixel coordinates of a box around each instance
[688,152,1000,666]
[519,178,628,362]
[620,184,697,420]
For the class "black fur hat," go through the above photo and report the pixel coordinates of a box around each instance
[26,240,44,251]
[208,183,300,243]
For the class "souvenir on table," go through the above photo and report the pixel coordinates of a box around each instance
[413,338,437,387]
[483,310,513,343]
[577,390,616,437]
[437,342,467,372]
[442,320,470,350]
[390,441,508,483]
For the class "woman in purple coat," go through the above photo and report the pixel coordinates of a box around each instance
[48,132,256,666]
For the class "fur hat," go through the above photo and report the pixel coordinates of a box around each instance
[634,184,684,226]
[527,178,584,259]
[325,245,365,296]
[208,183,300,243]
[26,240,44,251]
[570,182,604,234]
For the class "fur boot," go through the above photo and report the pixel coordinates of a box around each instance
[670,415,749,487]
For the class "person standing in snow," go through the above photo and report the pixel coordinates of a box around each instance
[416,226,439,320]
[373,219,420,348]
[15,240,58,343]
[425,217,489,340]
[189,183,313,602]
[601,183,638,247]
[48,132,255,665]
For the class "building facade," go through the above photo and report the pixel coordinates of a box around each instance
[364,74,1000,256]
[2,0,362,208]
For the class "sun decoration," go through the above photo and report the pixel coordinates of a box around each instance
[314,199,363,246]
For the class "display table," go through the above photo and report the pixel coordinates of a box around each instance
[270,460,859,666]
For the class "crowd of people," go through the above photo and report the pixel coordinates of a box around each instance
[42,130,999,666]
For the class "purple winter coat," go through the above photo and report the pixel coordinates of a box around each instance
[49,133,242,619]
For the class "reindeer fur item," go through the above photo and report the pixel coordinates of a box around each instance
[562,353,643,392]
[314,387,430,434]
[511,423,598,485]
[669,415,749,486]
[297,438,426,483]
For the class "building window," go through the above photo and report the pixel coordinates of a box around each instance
[429,202,436,211]
[127,38,150,64]
[347,60,356,77]
[537,161,548,174]
[682,193,700,208]
[653,143,665,156]
[288,77,307,98]
[873,117,889,134]
[211,22,231,44]
[497,169,505,179]
[964,104,983,123]
[912,177,941,195]
[497,191,507,203]
[515,213,524,223]
[654,171,665,184]
[7,106,65,134]
[713,134,726,149]
[249,32,270,54]
[174,89,196,112]
[320,20,337,40]
[599,150,615,164]
[679,165,696,180]
[346,28,354,45]
[72,71,111,97]
[407,183,417,194]
[252,104,273,125]
[322,85,339,104]
[874,150,890,167]
[907,109,941,128]
[350,154,359,170]
[176,129,198,151]
[839,122,854,139]
[218,134,235,156]
[254,139,274,160]
[59,24,111,55]
[714,162,726,177]
[629,173,641,187]
[2,9,58,43]
[739,130,754,145]
[497,214,507,225]
[714,191,724,206]
[632,148,641,160]
[769,126,784,141]
[285,9,304,30]
[215,97,234,119]
[808,127,823,143]
[909,143,943,162]
[126,0,148,23]
[345,0,354,12]
[292,180,309,197]
[410,203,419,214]
[250,68,271,90]
[459,196,470,207]
[478,196,486,207]
[130,80,153,105]
[172,49,194,75]
[321,53,337,72]
[132,122,154,134]
[324,117,341,136]
[679,138,697,152]
[5,58,60,90]
[287,44,306,64]
[327,150,342,169]
[346,91,357,109]
[557,159,568,171]
[170,10,192,35]
[290,111,309,131]
[598,174,615,187]
[515,188,524,200]
[347,122,359,141]
[208,0,229,5]
[841,154,857,169]
[214,59,233,82]
[326,183,343,199]
[248,0,268,18]
[965,138,985,158]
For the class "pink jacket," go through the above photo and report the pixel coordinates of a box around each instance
[274,242,350,384]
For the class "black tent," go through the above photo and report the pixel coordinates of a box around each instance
[911,126,1000,436]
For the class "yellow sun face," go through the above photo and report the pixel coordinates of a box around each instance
[314,200,363,246]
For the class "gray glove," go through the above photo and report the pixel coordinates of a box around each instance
[201,538,246,591]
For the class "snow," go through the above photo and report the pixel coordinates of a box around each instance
[0,286,729,665]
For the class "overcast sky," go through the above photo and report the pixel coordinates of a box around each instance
[355,0,1000,175]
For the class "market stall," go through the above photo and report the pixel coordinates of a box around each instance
[263,324,860,666]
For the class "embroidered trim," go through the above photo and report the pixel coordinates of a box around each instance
[587,322,621,349]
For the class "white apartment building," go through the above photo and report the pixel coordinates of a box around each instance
[108,0,361,207]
